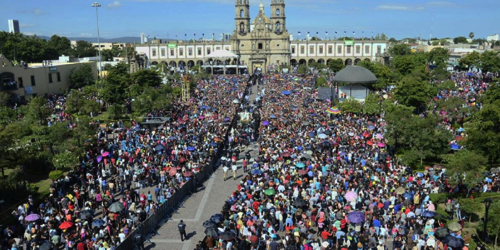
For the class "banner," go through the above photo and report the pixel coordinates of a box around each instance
[167,43,177,48]
[345,40,354,46]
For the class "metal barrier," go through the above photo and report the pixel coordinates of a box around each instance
[115,82,250,250]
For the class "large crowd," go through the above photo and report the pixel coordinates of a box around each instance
[197,72,499,250]
[2,75,248,250]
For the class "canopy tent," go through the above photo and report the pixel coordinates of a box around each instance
[334,66,377,102]
[206,50,239,59]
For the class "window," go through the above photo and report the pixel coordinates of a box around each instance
[291,46,295,53]
[197,48,202,56]
[356,45,360,54]
[152,48,157,57]
[57,72,61,82]
[48,73,53,83]
[161,48,166,57]
[179,48,184,56]
[240,9,244,18]
[207,48,211,55]
[377,45,382,54]
[277,44,280,47]
[346,45,351,54]
[276,60,280,65]
[300,46,305,54]
[31,75,35,86]
[276,9,280,17]
[225,47,230,51]
[18,77,23,88]
[258,43,263,49]
[170,49,174,56]
[337,45,342,54]
[319,46,323,54]
[328,45,333,54]
[215,46,221,50]
[188,48,193,56]
[365,45,370,54]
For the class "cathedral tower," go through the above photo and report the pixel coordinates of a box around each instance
[270,0,286,34]
[235,0,250,34]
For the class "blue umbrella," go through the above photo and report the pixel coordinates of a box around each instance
[187,146,196,151]
[270,114,277,119]
[422,210,435,218]
[201,105,210,109]
[92,219,106,227]
[252,169,262,175]
[368,125,375,130]
[467,72,473,76]
[282,90,291,95]
[450,143,460,150]
[210,214,224,224]
[347,211,365,224]
[155,144,164,151]
[403,192,413,200]
[308,132,316,137]
[335,231,345,238]
[224,117,231,122]
[296,162,305,168]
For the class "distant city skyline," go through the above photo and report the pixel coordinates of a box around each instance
[1,0,499,40]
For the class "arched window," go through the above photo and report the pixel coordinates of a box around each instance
[240,9,244,18]
[276,9,280,17]
[275,22,281,32]
[240,22,245,33]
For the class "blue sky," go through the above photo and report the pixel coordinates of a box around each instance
[1,0,499,40]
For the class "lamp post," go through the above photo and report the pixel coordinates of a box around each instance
[91,2,102,80]
[484,198,493,243]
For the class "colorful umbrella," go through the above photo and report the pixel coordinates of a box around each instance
[318,133,328,139]
[282,90,292,95]
[25,214,41,222]
[102,152,110,157]
[377,143,386,147]
[262,121,270,126]
[295,162,305,168]
[169,168,177,176]
[59,221,74,230]
[214,137,223,142]
[347,211,365,224]
[326,107,341,114]
[264,188,276,196]
[447,222,462,232]
[92,219,106,227]
[183,171,193,177]
[345,191,358,202]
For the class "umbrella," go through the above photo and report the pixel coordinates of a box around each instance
[221,231,236,241]
[201,105,210,109]
[214,137,223,142]
[39,242,54,250]
[59,221,74,230]
[155,144,164,151]
[422,210,435,218]
[203,220,217,228]
[293,199,306,207]
[295,162,305,168]
[467,72,473,76]
[270,114,277,119]
[224,117,231,122]
[79,210,94,220]
[169,167,177,176]
[345,191,357,202]
[347,211,365,224]
[396,187,406,195]
[233,99,240,104]
[318,134,328,139]
[262,121,270,126]
[187,146,196,151]
[25,214,41,222]
[97,156,103,163]
[377,143,385,147]
[92,219,106,227]
[282,90,291,95]
[183,171,193,177]
[335,231,346,238]
[109,202,124,213]
[210,214,224,224]
[251,169,262,175]
[443,235,465,248]
[326,107,340,114]
[435,227,449,239]
[205,227,219,238]
[376,133,384,139]
[367,125,375,130]
[302,121,310,126]
[447,222,462,231]
[403,192,413,200]
[102,151,110,157]
[298,169,307,175]
[264,188,275,196]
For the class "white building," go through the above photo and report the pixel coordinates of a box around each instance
[8,20,20,34]
[487,34,499,42]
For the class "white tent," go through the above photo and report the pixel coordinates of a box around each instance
[339,84,369,102]
[206,50,238,59]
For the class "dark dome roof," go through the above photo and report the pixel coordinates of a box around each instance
[333,66,378,83]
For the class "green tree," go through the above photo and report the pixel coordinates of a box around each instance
[469,32,474,40]
[297,64,309,75]
[393,55,416,76]
[394,76,434,110]
[388,37,398,43]
[100,63,131,104]
[71,40,97,58]
[46,35,72,59]
[340,98,362,114]
[438,80,456,91]
[459,51,481,71]
[328,59,345,73]
[480,50,500,73]
[444,150,487,195]
[65,90,86,114]
[25,97,50,125]
[485,201,500,248]
[131,69,162,88]
[453,36,468,44]
[363,93,382,115]
[52,151,78,170]
[314,76,328,88]
[100,45,123,61]
[70,64,95,88]
[108,104,124,120]
[389,44,412,57]
[428,47,450,65]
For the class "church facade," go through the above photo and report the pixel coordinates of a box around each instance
[134,0,388,74]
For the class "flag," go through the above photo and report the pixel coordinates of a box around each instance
[194,33,196,37]
[202,33,204,36]
[335,31,338,35]
[298,31,301,35]
[307,31,310,35]
[353,31,355,36]
[316,31,318,35]
[344,31,346,35]
[326,31,328,36]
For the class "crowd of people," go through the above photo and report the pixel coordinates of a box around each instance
[2,75,249,250]
[197,72,498,250]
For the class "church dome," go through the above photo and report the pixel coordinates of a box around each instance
[253,1,271,24]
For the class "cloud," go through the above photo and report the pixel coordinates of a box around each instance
[33,8,45,15]
[20,23,36,28]
[79,33,93,37]
[107,1,123,8]
[376,5,425,11]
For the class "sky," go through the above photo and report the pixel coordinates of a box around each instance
[0,0,499,40]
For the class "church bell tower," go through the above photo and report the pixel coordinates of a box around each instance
[270,0,286,34]
[235,0,250,34]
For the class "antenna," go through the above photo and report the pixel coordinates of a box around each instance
[430,14,434,40]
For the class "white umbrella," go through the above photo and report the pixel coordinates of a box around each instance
[233,99,240,104]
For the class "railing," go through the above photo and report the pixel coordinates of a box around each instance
[115,82,250,250]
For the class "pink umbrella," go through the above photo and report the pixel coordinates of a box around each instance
[102,152,110,157]
[376,134,384,139]
[97,156,103,162]
[377,143,386,147]
[345,191,358,202]
[199,116,205,119]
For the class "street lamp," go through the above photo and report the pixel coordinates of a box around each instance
[91,2,102,79]
[483,198,493,243]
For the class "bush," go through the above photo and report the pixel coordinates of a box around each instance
[429,193,448,204]
[49,170,64,180]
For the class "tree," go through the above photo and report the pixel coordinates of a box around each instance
[453,36,468,44]
[108,104,124,120]
[340,98,362,114]
[437,80,456,91]
[52,151,79,170]
[131,69,162,88]
[314,77,328,88]
[71,40,97,58]
[394,76,434,110]
[46,35,72,59]
[70,64,95,88]
[479,50,500,73]
[469,32,474,40]
[100,45,123,61]
[25,97,50,125]
[486,201,500,248]
[388,37,398,43]
[389,44,411,57]
[297,64,309,75]
[428,47,450,65]
[100,63,131,104]
[328,59,344,73]
[444,150,487,195]
[393,55,416,76]
[65,90,86,114]
[363,93,382,115]
[459,51,481,71]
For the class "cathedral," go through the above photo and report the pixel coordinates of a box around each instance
[134,0,388,74]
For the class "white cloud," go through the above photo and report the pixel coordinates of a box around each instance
[107,1,123,8]
[33,8,45,15]
[20,23,36,28]
[376,5,425,11]
[79,33,93,37]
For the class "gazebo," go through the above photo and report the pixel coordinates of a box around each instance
[206,50,239,75]
[333,66,378,102]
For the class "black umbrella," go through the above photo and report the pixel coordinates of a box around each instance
[205,227,219,238]
[443,235,465,248]
[39,242,54,250]
[203,220,216,228]
[220,231,236,241]
[109,202,124,213]
[435,227,449,239]
[293,199,306,207]
[79,210,94,220]
[210,214,223,224]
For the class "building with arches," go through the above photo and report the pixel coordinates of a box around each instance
[134,0,389,74]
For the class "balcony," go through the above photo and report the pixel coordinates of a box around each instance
[1,82,18,91]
